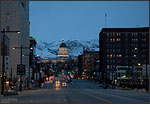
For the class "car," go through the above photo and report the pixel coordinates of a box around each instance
[55,80,60,84]
[61,82,67,87]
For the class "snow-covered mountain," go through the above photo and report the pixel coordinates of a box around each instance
[36,39,99,58]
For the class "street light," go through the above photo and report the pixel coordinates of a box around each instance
[12,45,32,91]
[1,28,20,94]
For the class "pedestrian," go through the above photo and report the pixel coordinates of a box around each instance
[31,79,34,88]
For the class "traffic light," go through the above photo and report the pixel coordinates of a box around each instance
[93,72,96,75]
[82,72,85,75]
[22,65,26,75]
[17,64,21,75]
[68,72,70,74]
[17,64,25,75]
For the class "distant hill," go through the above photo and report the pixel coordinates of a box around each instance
[36,39,99,58]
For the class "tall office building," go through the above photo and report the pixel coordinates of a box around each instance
[0,1,30,91]
[99,27,149,83]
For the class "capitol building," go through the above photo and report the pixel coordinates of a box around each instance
[58,40,69,58]
[57,40,69,62]
[41,40,69,63]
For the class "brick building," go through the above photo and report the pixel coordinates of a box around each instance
[99,27,149,86]
[78,50,99,79]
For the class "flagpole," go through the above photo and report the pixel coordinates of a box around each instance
[105,13,107,28]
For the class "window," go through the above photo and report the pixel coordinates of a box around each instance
[113,38,115,42]
[142,38,146,42]
[125,33,128,36]
[107,54,109,58]
[142,33,146,36]
[116,38,120,42]
[107,65,109,69]
[110,54,112,58]
[107,49,109,52]
[110,38,112,42]
[116,33,120,36]
[6,26,10,31]
[119,54,122,57]
[107,33,109,37]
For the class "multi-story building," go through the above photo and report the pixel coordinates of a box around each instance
[0,1,30,91]
[78,49,99,79]
[99,27,149,85]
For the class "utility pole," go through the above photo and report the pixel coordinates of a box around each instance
[13,45,32,91]
[1,29,6,94]
[1,29,20,94]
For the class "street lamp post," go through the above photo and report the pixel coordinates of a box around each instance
[13,46,32,91]
[1,28,20,94]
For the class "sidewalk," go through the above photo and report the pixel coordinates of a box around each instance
[86,79,149,94]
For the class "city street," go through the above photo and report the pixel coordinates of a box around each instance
[0,79,149,104]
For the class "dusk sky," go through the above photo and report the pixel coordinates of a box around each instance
[30,1,149,43]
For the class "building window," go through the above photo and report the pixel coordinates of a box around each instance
[116,38,120,42]
[118,54,122,57]
[110,54,112,58]
[6,13,10,20]
[116,33,120,36]
[107,65,109,69]
[113,38,115,42]
[107,54,109,58]
[6,26,10,31]
[110,38,112,42]
[107,33,109,37]
[142,38,146,42]
[142,33,146,36]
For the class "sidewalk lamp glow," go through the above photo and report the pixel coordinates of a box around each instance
[17,31,21,34]
[30,47,33,50]
[122,75,126,78]
[6,81,9,84]
[12,47,15,50]
[138,63,141,66]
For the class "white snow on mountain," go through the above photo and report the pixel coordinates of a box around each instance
[36,39,99,58]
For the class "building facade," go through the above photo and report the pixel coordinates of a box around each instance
[78,50,99,80]
[0,1,30,91]
[99,27,149,86]
[57,40,69,62]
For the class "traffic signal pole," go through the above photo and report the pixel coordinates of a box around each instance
[19,45,23,91]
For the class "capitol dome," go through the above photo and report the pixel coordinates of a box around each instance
[60,40,67,48]
[58,40,69,58]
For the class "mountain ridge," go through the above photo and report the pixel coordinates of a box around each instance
[36,39,99,58]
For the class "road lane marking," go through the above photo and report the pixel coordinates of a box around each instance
[71,81,112,103]
[85,89,148,104]
[78,90,112,104]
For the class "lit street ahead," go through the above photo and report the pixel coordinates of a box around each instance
[1,80,149,104]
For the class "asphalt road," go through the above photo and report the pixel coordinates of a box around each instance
[0,79,149,104]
